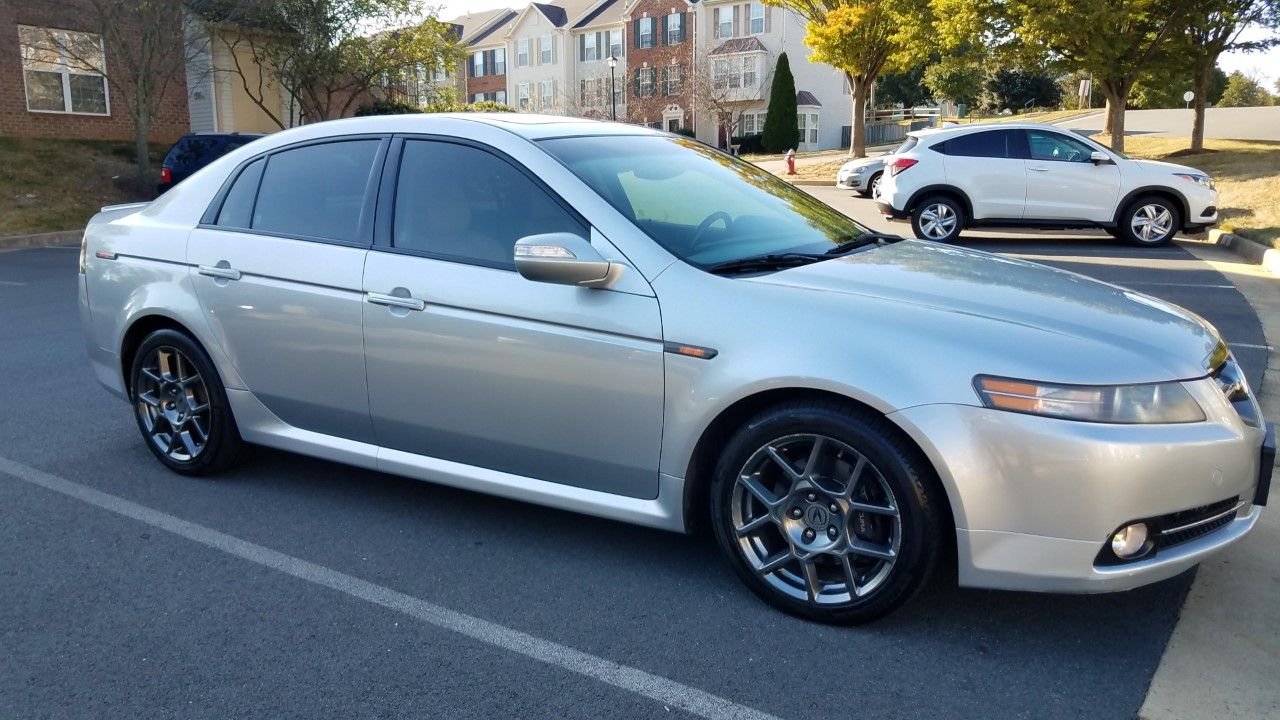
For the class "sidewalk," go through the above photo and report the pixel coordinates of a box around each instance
[1140,240,1280,720]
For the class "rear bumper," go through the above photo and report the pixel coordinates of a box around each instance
[876,201,909,220]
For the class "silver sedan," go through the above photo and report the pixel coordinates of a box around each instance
[78,114,1271,624]
[835,154,887,197]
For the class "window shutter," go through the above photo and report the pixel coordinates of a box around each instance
[713,8,720,38]
[659,15,667,46]
[485,50,493,75]
[633,20,640,47]
[633,69,641,96]
[764,6,772,33]
[733,5,741,37]
[579,34,586,62]
[679,14,687,42]
[649,68,657,96]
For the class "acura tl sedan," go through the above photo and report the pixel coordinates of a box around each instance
[78,114,1272,624]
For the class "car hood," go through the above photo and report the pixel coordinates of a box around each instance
[745,241,1221,382]
[840,157,884,171]
[1129,158,1203,176]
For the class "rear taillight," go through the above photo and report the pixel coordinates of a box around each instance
[886,157,918,176]
[160,167,172,184]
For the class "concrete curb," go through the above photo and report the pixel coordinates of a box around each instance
[1203,229,1280,276]
[0,229,82,251]
[781,179,835,187]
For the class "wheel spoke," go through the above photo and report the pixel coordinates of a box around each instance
[740,474,784,509]
[839,554,862,597]
[848,541,896,561]
[757,551,793,576]
[188,416,208,443]
[764,446,802,482]
[849,500,899,517]
[165,429,182,454]
[137,391,161,409]
[801,560,822,603]
[801,437,825,477]
[177,429,199,457]
[735,513,773,537]
[841,456,867,498]
[157,350,175,380]
[141,368,162,385]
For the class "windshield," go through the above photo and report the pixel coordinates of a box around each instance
[539,135,873,268]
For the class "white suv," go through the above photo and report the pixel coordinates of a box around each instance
[875,123,1219,246]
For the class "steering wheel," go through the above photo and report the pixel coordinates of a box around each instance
[691,211,733,251]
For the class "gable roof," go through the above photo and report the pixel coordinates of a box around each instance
[469,10,519,44]
[445,7,519,44]
[709,37,767,55]
[572,0,626,29]
[796,90,822,107]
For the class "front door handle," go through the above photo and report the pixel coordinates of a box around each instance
[197,263,241,281]
[1028,165,1049,172]
[366,291,426,312]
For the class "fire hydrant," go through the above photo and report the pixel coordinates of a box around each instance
[785,148,797,175]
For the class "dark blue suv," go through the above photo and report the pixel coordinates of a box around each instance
[157,133,265,195]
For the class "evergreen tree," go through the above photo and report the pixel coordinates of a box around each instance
[763,52,799,152]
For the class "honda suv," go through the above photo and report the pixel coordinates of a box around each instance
[875,123,1218,246]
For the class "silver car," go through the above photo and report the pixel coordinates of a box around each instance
[835,154,887,197]
[79,114,1272,624]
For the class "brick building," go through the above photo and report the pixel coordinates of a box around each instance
[0,0,189,142]
[623,0,695,131]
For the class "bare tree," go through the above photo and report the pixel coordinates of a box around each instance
[27,0,207,187]
[688,51,773,149]
[203,0,465,127]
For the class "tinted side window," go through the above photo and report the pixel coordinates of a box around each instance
[1026,130,1095,163]
[392,140,585,269]
[252,140,381,243]
[166,137,218,170]
[215,158,264,228]
[942,130,1015,158]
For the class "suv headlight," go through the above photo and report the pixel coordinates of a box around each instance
[1174,173,1215,190]
[974,376,1205,424]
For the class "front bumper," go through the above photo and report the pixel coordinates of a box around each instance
[835,171,869,191]
[890,387,1268,593]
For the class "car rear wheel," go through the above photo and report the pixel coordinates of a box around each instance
[130,329,245,475]
[1119,196,1181,247]
[857,172,883,199]
[710,402,943,624]
[911,196,964,243]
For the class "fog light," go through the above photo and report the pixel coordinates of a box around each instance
[1111,523,1149,559]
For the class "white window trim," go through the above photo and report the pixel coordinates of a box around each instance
[19,25,111,117]
[666,13,682,44]
[518,81,531,109]
[639,18,655,48]
[539,35,553,64]
[517,38,530,67]
[749,3,765,35]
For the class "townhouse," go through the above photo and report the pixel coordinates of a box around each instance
[444,0,854,150]
[457,8,519,104]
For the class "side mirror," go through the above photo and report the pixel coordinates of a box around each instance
[1090,151,1113,165]
[514,233,616,288]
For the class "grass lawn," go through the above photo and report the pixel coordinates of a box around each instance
[0,136,165,237]
[1100,135,1280,247]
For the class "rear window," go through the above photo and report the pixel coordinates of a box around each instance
[250,140,381,243]
[165,135,257,170]
[893,136,918,155]
[939,130,1017,159]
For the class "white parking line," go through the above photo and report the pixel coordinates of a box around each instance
[0,280,26,286]
[0,455,782,720]
[1228,342,1272,350]
[1113,281,1237,289]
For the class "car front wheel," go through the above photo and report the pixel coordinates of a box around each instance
[1119,196,1181,246]
[130,329,245,475]
[911,196,965,242]
[710,403,944,624]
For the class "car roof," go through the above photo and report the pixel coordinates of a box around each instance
[908,121,1077,141]
[264,113,665,142]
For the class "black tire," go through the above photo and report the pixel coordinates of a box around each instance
[910,194,965,243]
[1118,195,1181,247]
[855,173,883,199]
[129,329,245,475]
[856,189,872,199]
[710,401,944,624]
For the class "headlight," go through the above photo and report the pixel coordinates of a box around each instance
[974,375,1205,424]
[1173,173,1214,190]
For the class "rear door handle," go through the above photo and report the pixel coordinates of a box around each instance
[197,264,241,281]
[366,291,426,312]
[1028,166,1049,172]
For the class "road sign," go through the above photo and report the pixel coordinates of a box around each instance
[1183,91,1195,102]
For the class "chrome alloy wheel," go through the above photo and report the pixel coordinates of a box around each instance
[918,203,957,240]
[134,346,212,462]
[1130,203,1174,243]
[731,434,902,604]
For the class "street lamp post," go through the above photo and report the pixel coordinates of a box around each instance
[607,55,618,121]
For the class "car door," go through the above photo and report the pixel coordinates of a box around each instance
[938,129,1026,219]
[361,137,665,500]
[187,137,387,443]
[1021,129,1121,221]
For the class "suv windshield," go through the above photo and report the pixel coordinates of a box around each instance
[539,136,873,268]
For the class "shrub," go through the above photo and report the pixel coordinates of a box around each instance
[730,133,765,154]
[354,99,422,116]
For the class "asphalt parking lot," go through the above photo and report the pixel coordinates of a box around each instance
[0,219,1267,719]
